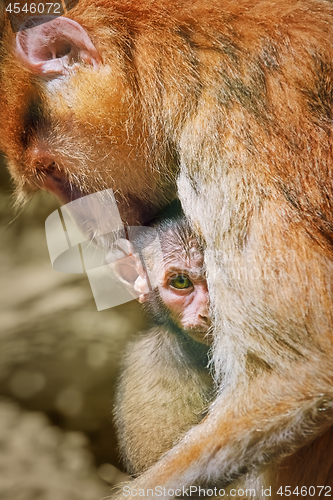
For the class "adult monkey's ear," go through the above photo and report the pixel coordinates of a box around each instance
[16,16,101,75]
[106,239,150,303]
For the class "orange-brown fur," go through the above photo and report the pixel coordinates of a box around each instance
[1,0,333,497]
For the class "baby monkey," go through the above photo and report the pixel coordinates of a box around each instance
[109,206,214,474]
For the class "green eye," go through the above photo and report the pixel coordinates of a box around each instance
[170,275,193,289]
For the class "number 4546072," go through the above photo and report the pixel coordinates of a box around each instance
[5,3,62,14]
[277,486,331,496]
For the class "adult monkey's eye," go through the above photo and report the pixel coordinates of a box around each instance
[170,275,193,289]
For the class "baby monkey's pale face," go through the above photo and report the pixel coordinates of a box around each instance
[155,235,212,345]
[108,225,212,345]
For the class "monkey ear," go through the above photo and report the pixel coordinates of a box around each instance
[133,275,150,304]
[106,239,149,302]
[16,16,101,75]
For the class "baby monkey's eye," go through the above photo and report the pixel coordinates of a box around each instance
[169,275,193,289]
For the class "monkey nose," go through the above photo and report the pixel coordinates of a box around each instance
[199,312,211,325]
[30,150,62,185]
[31,152,57,173]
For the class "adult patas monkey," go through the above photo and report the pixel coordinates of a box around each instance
[1,0,333,496]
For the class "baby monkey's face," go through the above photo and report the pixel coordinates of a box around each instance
[107,223,212,345]
[156,235,212,345]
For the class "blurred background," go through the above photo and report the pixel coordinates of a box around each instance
[0,151,147,499]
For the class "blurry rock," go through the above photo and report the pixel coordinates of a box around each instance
[0,398,111,500]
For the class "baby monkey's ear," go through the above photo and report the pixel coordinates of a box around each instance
[16,16,101,75]
[106,239,149,303]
